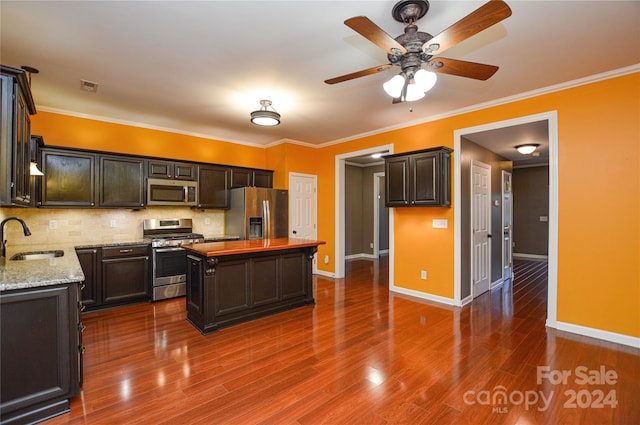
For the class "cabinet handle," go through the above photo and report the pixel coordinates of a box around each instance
[119,249,134,254]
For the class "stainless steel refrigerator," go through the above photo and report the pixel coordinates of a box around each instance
[226,187,288,239]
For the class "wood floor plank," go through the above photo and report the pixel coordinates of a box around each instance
[42,257,639,424]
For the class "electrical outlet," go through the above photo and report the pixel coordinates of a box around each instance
[420,270,427,280]
[49,220,57,230]
[205,217,211,225]
[110,219,117,228]
[324,255,329,264]
[370,242,374,248]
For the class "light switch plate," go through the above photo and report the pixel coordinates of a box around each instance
[432,219,448,229]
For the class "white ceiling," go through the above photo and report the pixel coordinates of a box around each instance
[1,1,639,150]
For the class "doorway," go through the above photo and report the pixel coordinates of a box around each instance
[453,111,558,328]
[335,144,394,279]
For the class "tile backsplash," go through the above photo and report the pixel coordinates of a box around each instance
[1,207,225,247]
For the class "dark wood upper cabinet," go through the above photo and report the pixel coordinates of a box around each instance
[253,170,273,188]
[230,167,273,188]
[40,148,96,207]
[384,147,453,207]
[0,65,37,207]
[98,155,146,208]
[198,165,230,209]
[148,160,196,180]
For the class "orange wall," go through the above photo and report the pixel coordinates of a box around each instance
[31,73,640,339]
[312,72,639,338]
[31,111,267,168]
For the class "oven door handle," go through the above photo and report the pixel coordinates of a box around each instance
[155,247,185,253]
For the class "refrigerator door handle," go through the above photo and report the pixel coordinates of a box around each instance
[263,200,270,239]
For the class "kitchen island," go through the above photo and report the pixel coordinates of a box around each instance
[183,238,325,334]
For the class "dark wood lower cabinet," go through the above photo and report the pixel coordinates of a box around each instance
[101,245,150,305]
[0,284,82,425]
[186,247,316,334]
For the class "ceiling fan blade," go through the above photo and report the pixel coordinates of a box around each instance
[426,57,499,80]
[423,0,512,56]
[345,16,407,56]
[325,64,393,85]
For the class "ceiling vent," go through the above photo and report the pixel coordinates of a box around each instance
[80,79,98,93]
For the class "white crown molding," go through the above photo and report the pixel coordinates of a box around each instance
[315,64,640,149]
[37,64,639,151]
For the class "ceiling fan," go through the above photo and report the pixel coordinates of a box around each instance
[325,0,512,103]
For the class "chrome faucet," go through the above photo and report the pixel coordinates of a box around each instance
[1,217,32,258]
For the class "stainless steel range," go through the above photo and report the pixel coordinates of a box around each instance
[143,218,204,301]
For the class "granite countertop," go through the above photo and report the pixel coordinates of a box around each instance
[183,238,325,257]
[0,239,150,292]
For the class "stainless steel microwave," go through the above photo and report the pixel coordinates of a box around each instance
[147,178,198,206]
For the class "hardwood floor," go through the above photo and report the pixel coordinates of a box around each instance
[48,258,639,425]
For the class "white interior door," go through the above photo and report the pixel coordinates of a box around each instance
[289,173,317,241]
[471,161,491,297]
[502,171,513,281]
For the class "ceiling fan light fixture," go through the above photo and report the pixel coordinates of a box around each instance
[405,81,426,102]
[383,74,405,98]
[414,69,437,93]
[515,144,540,155]
[250,100,280,126]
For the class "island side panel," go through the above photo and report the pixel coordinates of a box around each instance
[185,246,317,334]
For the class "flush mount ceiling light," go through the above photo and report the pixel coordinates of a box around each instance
[515,144,540,155]
[371,150,389,159]
[250,100,280,126]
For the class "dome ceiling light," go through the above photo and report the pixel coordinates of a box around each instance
[515,144,540,155]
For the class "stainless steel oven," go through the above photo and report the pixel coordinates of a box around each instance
[152,247,188,300]
[143,218,203,301]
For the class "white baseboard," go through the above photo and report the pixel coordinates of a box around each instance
[490,278,505,289]
[345,253,376,260]
[390,285,457,306]
[314,269,335,279]
[547,319,640,349]
[513,253,548,260]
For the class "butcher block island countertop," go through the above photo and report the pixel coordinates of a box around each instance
[182,238,325,334]
[182,237,325,257]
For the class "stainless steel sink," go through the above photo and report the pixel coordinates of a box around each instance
[10,250,65,261]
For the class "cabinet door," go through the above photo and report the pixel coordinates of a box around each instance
[0,286,79,420]
[148,160,173,179]
[99,155,145,208]
[230,168,252,188]
[75,248,99,307]
[385,156,410,207]
[174,162,196,180]
[12,87,31,205]
[102,255,150,304]
[41,149,96,207]
[251,256,279,306]
[253,170,273,188]
[411,151,438,206]
[214,259,250,316]
[281,252,306,300]
[198,165,230,209]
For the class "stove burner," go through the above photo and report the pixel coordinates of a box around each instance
[142,218,204,247]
